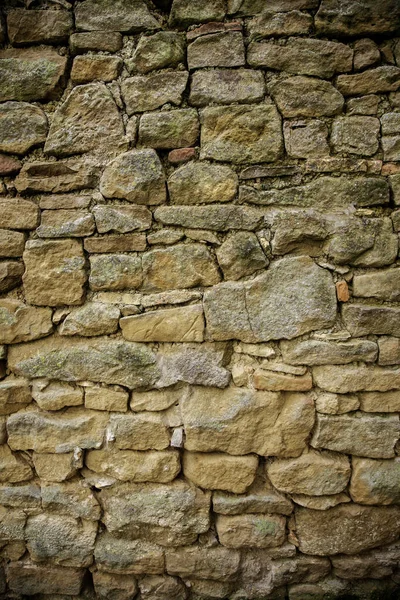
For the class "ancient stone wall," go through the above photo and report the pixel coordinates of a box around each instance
[0,0,400,598]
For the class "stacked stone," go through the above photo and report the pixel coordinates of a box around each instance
[1,0,400,598]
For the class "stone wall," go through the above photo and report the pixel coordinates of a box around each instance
[0,0,400,598]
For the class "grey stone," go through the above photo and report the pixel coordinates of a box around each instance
[350,457,400,505]
[188,32,245,70]
[7,9,73,46]
[331,116,380,156]
[281,339,378,366]
[0,262,24,294]
[0,102,47,155]
[129,32,185,73]
[216,232,267,280]
[315,0,400,36]
[69,31,123,54]
[382,135,400,161]
[337,66,400,96]
[168,162,238,205]
[270,76,344,117]
[138,109,199,149]
[122,72,188,114]
[15,160,99,194]
[353,38,381,71]
[248,11,313,38]
[155,205,262,231]
[59,303,120,337]
[347,95,380,116]
[93,205,152,233]
[41,480,100,521]
[284,120,329,159]
[169,0,226,28]
[139,575,186,600]
[94,532,164,575]
[213,480,293,516]
[89,254,142,291]
[37,210,95,238]
[353,268,400,301]
[75,0,159,32]
[0,300,53,345]
[189,69,265,106]
[343,304,400,337]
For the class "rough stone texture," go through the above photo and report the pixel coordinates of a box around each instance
[216,232,268,280]
[337,66,400,96]
[169,0,226,28]
[86,448,180,483]
[313,364,400,394]
[188,32,245,70]
[7,562,84,595]
[190,69,264,106]
[0,198,39,230]
[270,77,344,117]
[139,109,199,149]
[0,301,52,345]
[37,210,95,238]
[315,0,400,36]
[7,10,73,46]
[15,160,99,194]
[168,161,238,205]
[129,32,185,73]
[331,116,380,156]
[342,304,400,337]
[70,56,122,84]
[216,513,286,548]
[155,205,262,231]
[280,339,378,366]
[0,102,48,155]
[183,452,258,493]
[353,268,400,301]
[122,72,188,114]
[70,31,123,54]
[75,0,159,32]
[284,120,329,159]
[0,262,25,294]
[121,305,205,342]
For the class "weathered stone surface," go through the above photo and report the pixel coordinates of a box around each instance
[93,571,138,600]
[248,11,312,38]
[142,244,220,291]
[130,32,185,73]
[100,480,210,546]
[353,39,381,71]
[313,364,400,393]
[26,513,97,567]
[122,72,188,114]
[228,0,318,15]
[33,452,79,483]
[280,339,378,366]
[204,256,336,342]
[315,0,400,36]
[8,336,160,389]
[0,445,32,483]
[0,48,67,102]
[100,149,166,205]
[378,337,400,366]
[110,412,170,450]
[70,31,123,54]
[44,83,126,157]
[267,450,350,496]
[89,254,142,291]
[347,94,380,116]
[85,233,147,253]
[189,69,264,106]
[182,386,314,457]
[253,370,313,392]
[59,303,120,337]
[75,0,159,32]
[353,269,400,301]
[284,120,329,159]
[168,162,238,205]
[32,379,83,411]
[23,239,86,307]
[360,390,400,413]
[294,504,400,555]
[71,56,122,84]
[0,377,31,416]
[95,533,164,575]
[311,412,400,458]
[270,77,344,118]
[139,575,186,600]
[131,386,183,412]
[37,209,95,238]
[0,102,47,155]
[342,304,400,337]
[188,32,245,70]
[7,562,85,596]
[331,116,380,156]
[94,205,152,234]
[337,66,400,96]
[85,385,128,412]
[200,104,282,163]
[39,194,91,209]
[166,545,239,581]
[0,198,39,230]
[139,109,199,149]
[0,154,21,176]
[7,9,73,46]
[213,478,293,516]
[7,406,108,453]
[216,232,267,280]
[291,493,350,512]
[15,160,99,194]
[41,480,100,520]
[155,205,262,231]
[350,458,400,505]
[121,305,204,342]
[86,448,180,483]
[216,513,286,549]
[183,452,258,493]
[169,0,226,28]
[0,262,24,294]
[248,39,352,79]
[0,301,52,345]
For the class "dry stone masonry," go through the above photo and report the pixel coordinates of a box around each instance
[0,0,400,598]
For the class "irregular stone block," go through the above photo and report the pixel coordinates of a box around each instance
[95,533,164,575]
[139,109,199,149]
[129,31,185,73]
[342,304,400,336]
[0,445,32,483]
[248,38,352,79]
[270,76,344,117]
[337,66,400,96]
[166,545,240,581]
[41,480,100,520]
[0,102,47,155]
[110,413,170,450]
[200,104,282,163]
[155,205,262,231]
[15,160,99,194]
[216,232,267,280]
[280,339,378,365]
[189,68,264,106]
[168,161,238,205]
[353,268,400,302]
[85,385,128,412]
[382,135,400,162]
[169,0,226,28]
[359,390,400,413]
[100,149,166,205]
[89,254,142,291]
[75,0,159,32]
[69,31,123,54]
[86,448,180,483]
[8,336,160,389]
[44,83,126,157]
[7,9,73,46]
[188,31,245,69]
[331,116,380,156]
[213,479,293,516]
[0,262,24,294]
[350,457,400,505]
[204,256,336,342]
[100,480,210,546]
[0,198,39,230]
[267,450,350,496]
[93,572,138,600]
[216,513,286,548]
[294,504,400,555]
[0,154,21,176]
[32,452,81,482]
[183,452,258,493]
[23,239,86,306]
[228,0,318,15]
[0,300,52,345]
[122,72,188,114]
[248,11,312,37]
[311,412,400,458]
[93,205,152,233]
[85,234,147,253]
[142,244,220,291]
[0,231,25,258]
[283,120,329,159]
[378,337,400,366]
[131,386,184,412]
[0,377,31,416]
[71,55,122,83]
[59,303,120,337]
[6,562,85,596]
[7,407,109,453]
[121,305,205,342]
[37,209,95,238]
[139,575,186,600]
[182,386,315,457]
[0,48,67,102]
[315,0,400,36]
[253,370,313,392]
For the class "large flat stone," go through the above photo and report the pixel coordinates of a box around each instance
[350,458,400,505]
[0,198,39,230]
[270,76,344,117]
[7,9,73,46]
[353,269,400,301]
[313,364,400,393]
[182,386,315,457]
[204,256,336,342]
[129,31,185,73]
[188,31,245,70]
[189,69,265,106]
[94,533,164,575]
[86,448,180,483]
[0,102,47,155]
[200,104,282,163]
[15,160,99,194]
[75,0,159,32]
[166,546,240,581]
[122,72,188,114]
[342,304,400,337]
[59,303,120,337]
[315,0,400,36]
[37,210,95,238]
[0,300,52,345]
[167,162,238,205]
[89,254,143,291]
[7,562,84,596]
[121,305,205,342]
[228,0,318,15]
[110,412,170,450]
[280,339,378,365]
[216,513,286,549]
[155,205,262,231]
[139,109,199,149]
[183,452,258,493]
[337,66,400,96]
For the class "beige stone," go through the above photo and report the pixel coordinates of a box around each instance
[71,55,122,83]
[281,338,378,366]
[7,9,72,45]
[6,561,85,596]
[350,457,400,505]
[0,230,25,258]
[0,445,32,483]
[15,160,98,194]
[85,385,128,412]
[188,31,245,70]
[253,370,312,392]
[315,392,360,414]
[0,261,24,294]
[23,239,86,306]
[110,413,170,450]
[0,377,31,415]
[183,451,258,493]
[216,231,268,280]
[94,532,164,575]
[31,380,83,411]
[313,364,400,393]
[168,161,238,205]
[33,452,80,482]
[359,390,400,412]
[182,387,315,457]
[0,197,39,230]
[353,268,400,301]
[93,205,152,233]
[89,254,142,291]
[270,76,344,117]
[166,546,240,581]
[0,300,52,345]
[86,448,180,483]
[267,450,350,496]
[139,575,186,600]
[121,305,204,342]
[93,571,138,600]
[41,480,100,521]
[84,233,147,253]
[155,204,262,231]
[216,513,286,548]
[59,303,120,337]
[337,66,400,96]
[189,68,265,106]
[213,478,293,516]
[378,336,400,365]
[36,209,95,238]
[291,492,350,511]
[122,72,188,114]
[0,101,48,155]
[131,386,184,412]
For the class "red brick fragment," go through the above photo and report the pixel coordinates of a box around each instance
[0,154,22,176]
[168,147,197,165]
[336,280,350,302]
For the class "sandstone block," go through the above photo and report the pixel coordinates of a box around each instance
[69,31,123,54]
[93,572,138,600]
[33,452,80,482]
[100,149,166,205]
[283,120,329,159]
[228,0,319,16]
[155,205,262,231]
[0,300,52,344]
[270,76,344,117]
[7,562,84,596]
[23,239,86,306]
[110,412,170,450]
[216,232,267,280]
[139,575,186,600]
[0,445,32,483]
[311,412,400,458]
[347,94,380,116]
[37,209,95,238]
[315,0,400,36]
[216,513,286,548]
[122,72,188,114]
[94,533,164,575]
[253,370,313,392]
[182,387,315,457]
[7,9,72,45]
[75,0,159,32]
[189,68,264,106]
[139,109,199,149]
[0,154,21,176]
[353,268,400,301]
[168,161,238,205]
[378,337,400,366]
[0,377,31,415]
[337,66,400,96]
[121,305,205,342]
[248,11,312,37]
[59,303,120,337]
[200,104,282,163]
[0,231,25,258]
[280,339,378,366]
[41,480,100,521]
[315,392,360,414]
[129,31,185,73]
[314,364,400,394]
[0,262,24,294]
[213,479,293,516]
[85,385,128,412]
[131,386,184,412]
[353,39,380,71]
[166,545,240,581]
[71,56,122,83]
[359,390,400,413]
[100,480,210,546]
[183,451,258,493]
[86,448,180,483]
[188,31,245,70]
[350,457,400,505]
[15,160,99,194]
[93,205,152,233]
[169,0,226,28]
[342,304,400,337]
[0,198,39,230]
[0,102,47,155]
[84,233,147,253]
[331,116,380,156]
[89,254,142,291]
